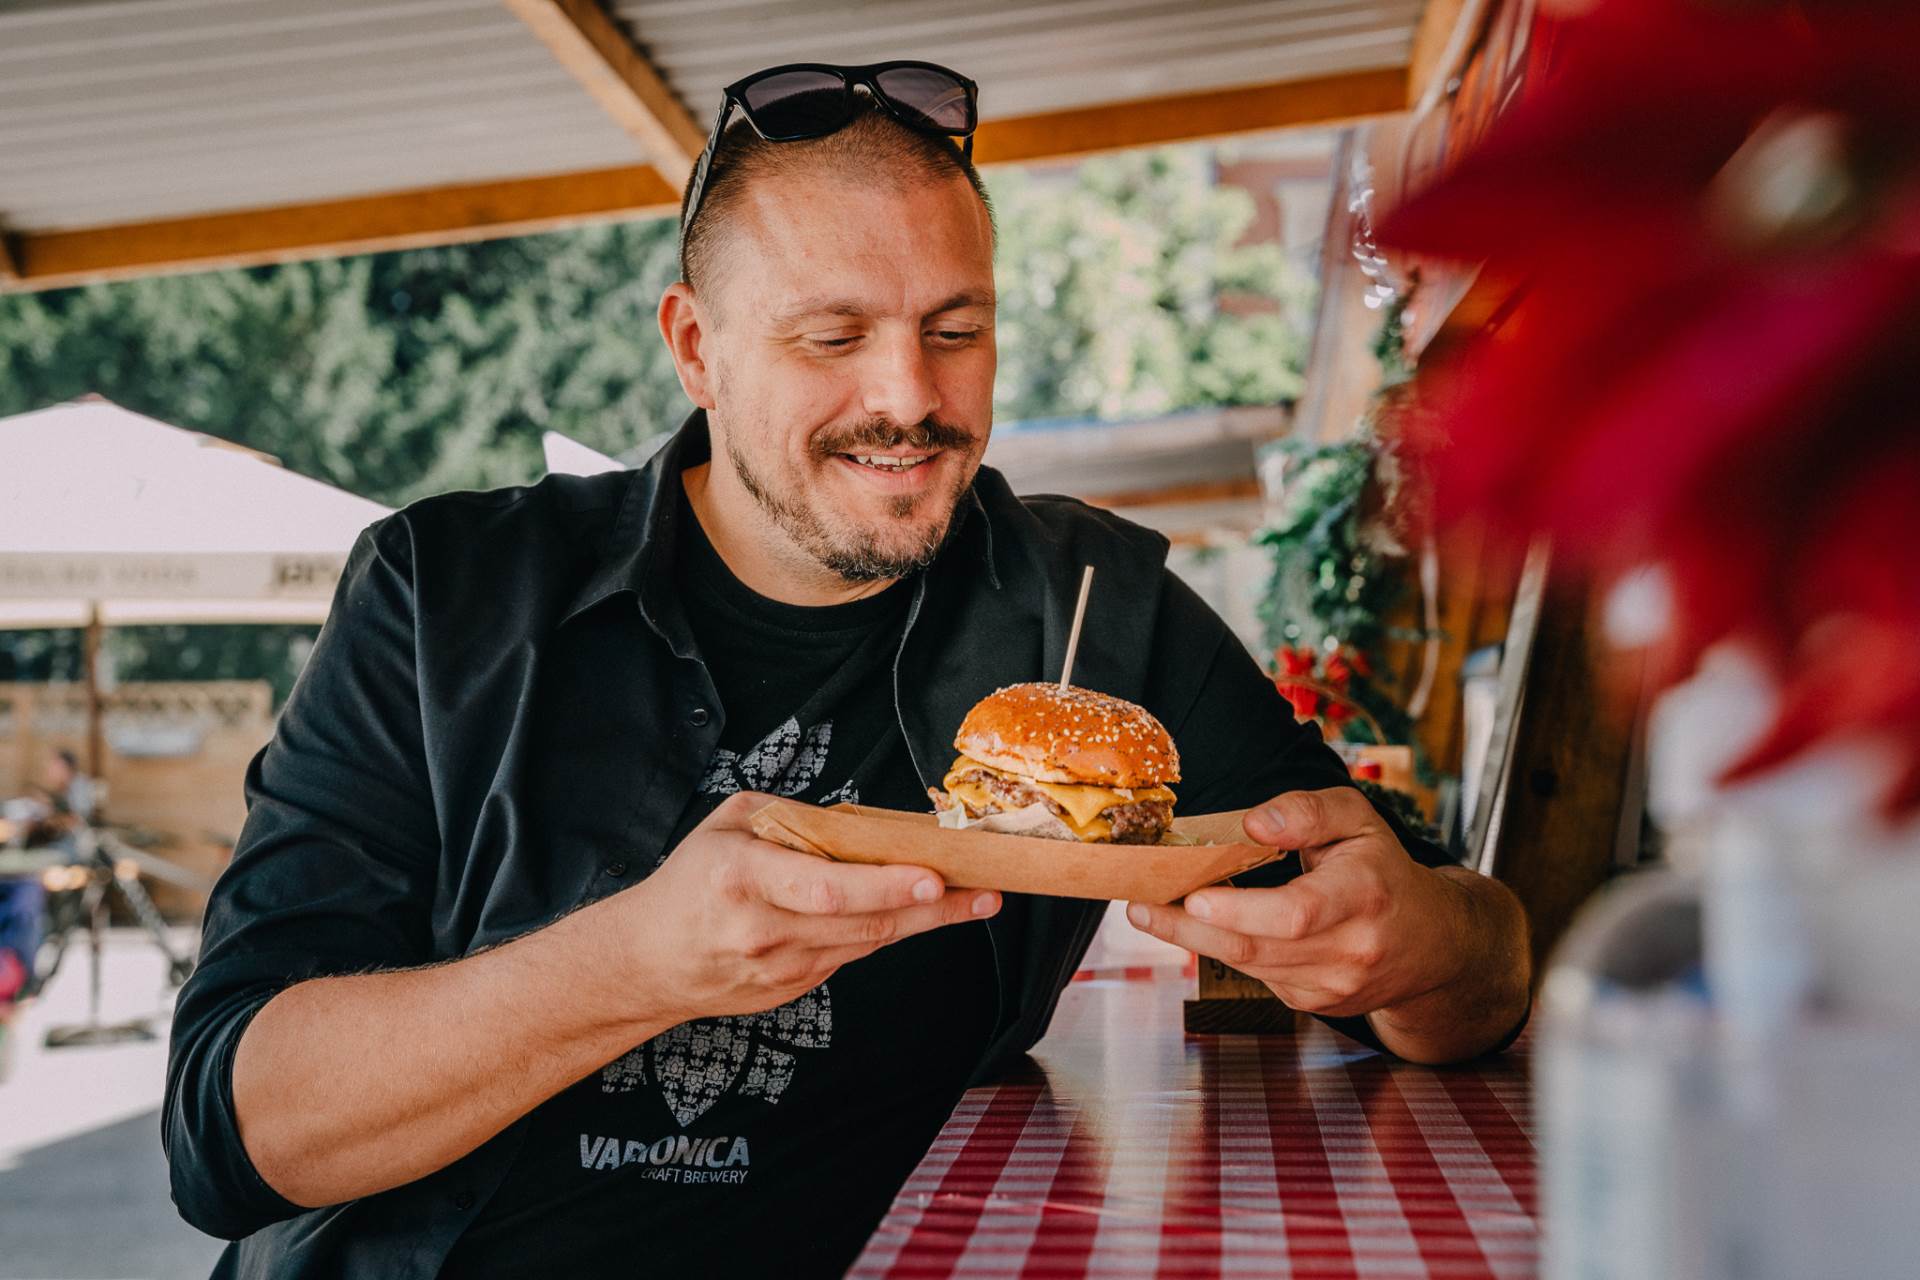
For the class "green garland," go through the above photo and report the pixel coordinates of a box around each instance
[1352,777,1442,845]
[1252,291,1424,749]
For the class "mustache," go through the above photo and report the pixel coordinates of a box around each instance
[809,417,976,459]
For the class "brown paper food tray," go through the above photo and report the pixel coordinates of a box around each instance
[747,799,1285,904]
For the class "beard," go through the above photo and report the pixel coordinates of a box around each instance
[725,415,980,583]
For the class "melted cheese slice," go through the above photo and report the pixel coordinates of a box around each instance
[941,756,1176,837]
[941,778,996,815]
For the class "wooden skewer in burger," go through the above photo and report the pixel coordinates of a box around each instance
[927,567,1182,845]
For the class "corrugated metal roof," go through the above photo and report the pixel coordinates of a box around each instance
[0,0,1420,238]
[0,0,646,231]
[617,0,1424,121]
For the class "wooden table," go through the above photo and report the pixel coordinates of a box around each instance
[851,965,1536,1279]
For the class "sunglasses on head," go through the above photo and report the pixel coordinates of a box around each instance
[680,61,980,236]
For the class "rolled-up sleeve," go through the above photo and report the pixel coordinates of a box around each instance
[164,516,443,1239]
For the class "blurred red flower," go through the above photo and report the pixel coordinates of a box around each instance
[1276,679,1322,722]
[1275,646,1316,677]
[1378,0,1920,814]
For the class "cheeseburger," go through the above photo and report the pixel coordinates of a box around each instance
[928,683,1180,844]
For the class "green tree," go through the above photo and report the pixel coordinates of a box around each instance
[988,147,1309,423]
[365,220,685,503]
[0,256,400,497]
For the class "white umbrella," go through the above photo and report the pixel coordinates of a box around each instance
[541,429,625,477]
[0,396,390,773]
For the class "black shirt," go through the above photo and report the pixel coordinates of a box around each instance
[441,489,998,1278]
[166,412,1481,1280]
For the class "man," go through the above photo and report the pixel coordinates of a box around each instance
[9,747,96,848]
[166,65,1529,1278]
[3,747,96,1075]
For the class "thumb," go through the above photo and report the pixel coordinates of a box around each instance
[1243,785,1382,850]
[711,789,782,830]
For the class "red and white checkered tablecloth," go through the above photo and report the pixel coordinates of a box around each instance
[850,966,1536,1279]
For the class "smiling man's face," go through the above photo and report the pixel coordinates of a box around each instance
[664,162,996,586]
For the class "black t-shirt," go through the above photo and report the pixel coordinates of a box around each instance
[441,489,999,1279]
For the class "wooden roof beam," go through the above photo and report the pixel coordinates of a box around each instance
[1408,0,1486,110]
[4,166,680,292]
[503,0,705,184]
[974,66,1409,165]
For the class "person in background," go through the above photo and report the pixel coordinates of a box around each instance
[5,747,98,848]
[0,747,89,1072]
[36,748,99,833]
[0,867,37,1010]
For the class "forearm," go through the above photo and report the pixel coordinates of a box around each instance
[232,884,675,1208]
[1366,867,1530,1065]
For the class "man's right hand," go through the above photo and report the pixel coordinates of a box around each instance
[604,790,1000,1024]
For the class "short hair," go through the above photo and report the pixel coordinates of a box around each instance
[54,748,78,771]
[677,99,993,299]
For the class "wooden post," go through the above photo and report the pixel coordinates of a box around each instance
[1479,565,1646,976]
[82,603,105,783]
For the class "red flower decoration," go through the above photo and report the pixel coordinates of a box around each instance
[1378,0,1920,815]
[1275,679,1321,722]
[1275,646,1317,677]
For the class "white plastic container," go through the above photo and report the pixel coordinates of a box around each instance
[1540,856,1920,1278]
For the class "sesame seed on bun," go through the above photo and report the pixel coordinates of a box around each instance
[953,682,1181,789]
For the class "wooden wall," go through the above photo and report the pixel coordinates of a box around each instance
[0,680,272,915]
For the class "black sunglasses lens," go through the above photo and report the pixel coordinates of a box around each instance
[873,66,975,133]
[740,70,852,139]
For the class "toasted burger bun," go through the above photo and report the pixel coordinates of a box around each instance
[930,683,1180,844]
[953,682,1179,788]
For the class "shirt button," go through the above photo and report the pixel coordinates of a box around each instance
[454,1190,474,1211]
[688,707,711,727]
[604,860,628,878]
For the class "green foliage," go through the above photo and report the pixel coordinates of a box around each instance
[1254,436,1399,656]
[0,629,84,683]
[1251,291,1429,750]
[989,148,1311,422]
[1352,777,1442,845]
[0,625,317,709]
[363,222,687,504]
[0,221,687,508]
[1369,277,1418,388]
[1252,428,1417,749]
[0,257,399,499]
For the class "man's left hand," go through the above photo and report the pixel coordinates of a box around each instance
[1127,787,1528,1059]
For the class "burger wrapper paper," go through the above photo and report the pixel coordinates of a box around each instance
[747,799,1285,904]
[935,800,1073,839]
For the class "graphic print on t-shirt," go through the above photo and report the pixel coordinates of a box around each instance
[605,715,858,1126]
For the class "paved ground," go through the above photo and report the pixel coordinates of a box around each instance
[0,927,224,1280]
